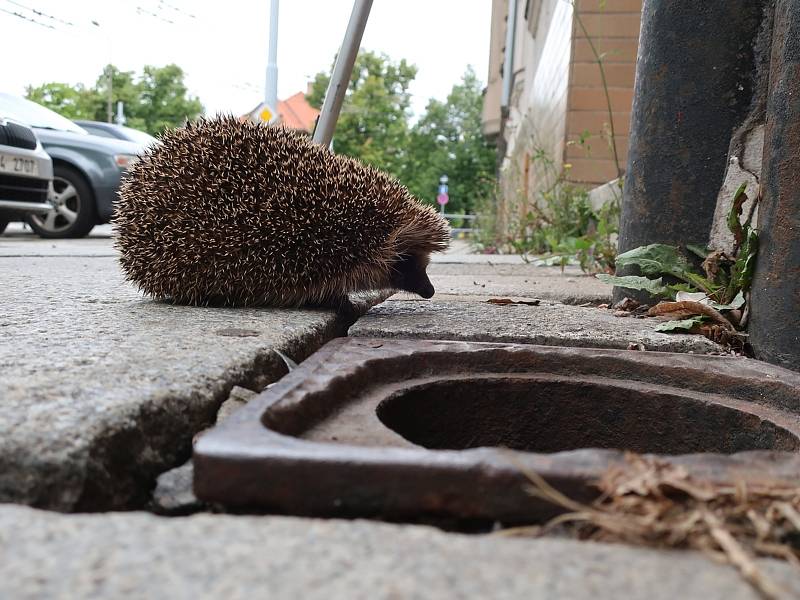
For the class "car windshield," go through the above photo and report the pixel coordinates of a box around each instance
[0,93,87,134]
[121,126,157,145]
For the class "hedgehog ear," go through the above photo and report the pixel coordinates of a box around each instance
[391,253,435,299]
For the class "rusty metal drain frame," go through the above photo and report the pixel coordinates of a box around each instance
[194,338,800,522]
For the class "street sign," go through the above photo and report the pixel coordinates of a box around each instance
[247,101,279,125]
[437,193,449,206]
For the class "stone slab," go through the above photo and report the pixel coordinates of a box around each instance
[0,505,797,600]
[0,223,116,257]
[0,249,365,511]
[350,299,725,354]
[426,262,612,304]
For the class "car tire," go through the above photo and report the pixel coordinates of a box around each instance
[27,165,96,239]
[0,218,8,235]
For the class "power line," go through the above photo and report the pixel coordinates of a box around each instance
[158,0,196,19]
[3,0,73,26]
[135,5,174,25]
[0,5,55,29]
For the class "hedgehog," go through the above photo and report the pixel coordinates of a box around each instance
[113,116,450,307]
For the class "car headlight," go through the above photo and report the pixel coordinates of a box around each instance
[114,154,138,169]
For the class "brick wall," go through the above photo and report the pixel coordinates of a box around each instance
[483,0,642,240]
[565,0,642,185]
[498,0,575,234]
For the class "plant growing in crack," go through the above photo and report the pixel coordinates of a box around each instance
[598,183,759,347]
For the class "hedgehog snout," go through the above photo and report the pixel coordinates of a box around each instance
[391,253,436,299]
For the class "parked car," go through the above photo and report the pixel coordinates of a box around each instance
[73,120,157,146]
[0,93,146,238]
[0,117,54,234]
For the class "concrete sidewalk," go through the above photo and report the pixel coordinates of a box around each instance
[0,228,371,510]
[1,504,797,600]
[2,230,772,600]
[357,242,724,354]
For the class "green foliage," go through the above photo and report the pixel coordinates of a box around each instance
[401,67,497,214]
[474,150,620,274]
[596,274,669,297]
[614,243,719,295]
[598,184,759,309]
[309,54,495,213]
[308,51,416,177]
[655,316,706,333]
[24,82,97,120]
[25,63,203,136]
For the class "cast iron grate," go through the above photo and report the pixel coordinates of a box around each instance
[194,338,800,522]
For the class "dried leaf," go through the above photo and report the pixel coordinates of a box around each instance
[507,452,800,600]
[486,298,541,306]
[648,301,735,331]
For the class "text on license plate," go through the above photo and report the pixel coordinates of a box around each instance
[0,153,39,176]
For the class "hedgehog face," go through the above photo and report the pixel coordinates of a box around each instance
[389,253,435,299]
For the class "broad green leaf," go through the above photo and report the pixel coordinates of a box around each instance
[712,291,746,311]
[683,271,720,295]
[686,244,709,260]
[596,274,670,297]
[655,316,707,333]
[727,183,748,243]
[736,229,759,291]
[615,244,693,279]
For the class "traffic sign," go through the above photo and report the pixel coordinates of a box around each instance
[247,101,279,125]
[437,193,449,206]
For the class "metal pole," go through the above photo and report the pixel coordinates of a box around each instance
[265,0,279,108]
[312,0,373,147]
[613,0,768,304]
[107,65,113,124]
[749,0,800,370]
[500,0,517,112]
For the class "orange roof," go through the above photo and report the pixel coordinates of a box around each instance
[277,92,319,132]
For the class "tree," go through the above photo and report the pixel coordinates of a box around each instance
[309,55,495,214]
[25,64,203,136]
[137,64,203,135]
[308,51,417,176]
[24,82,98,120]
[402,67,497,214]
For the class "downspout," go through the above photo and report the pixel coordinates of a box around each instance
[497,0,518,170]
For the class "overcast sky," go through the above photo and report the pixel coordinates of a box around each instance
[2,0,492,119]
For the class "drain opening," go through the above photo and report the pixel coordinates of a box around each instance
[375,378,800,455]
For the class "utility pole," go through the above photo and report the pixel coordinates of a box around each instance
[107,65,113,124]
[312,0,373,147]
[265,0,279,109]
[92,21,113,124]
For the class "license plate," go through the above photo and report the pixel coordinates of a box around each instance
[0,152,39,176]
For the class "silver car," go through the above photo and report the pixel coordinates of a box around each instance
[0,93,146,238]
[0,117,53,235]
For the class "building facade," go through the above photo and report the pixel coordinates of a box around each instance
[482,0,642,234]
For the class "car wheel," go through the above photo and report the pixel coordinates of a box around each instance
[28,165,96,238]
[0,218,8,235]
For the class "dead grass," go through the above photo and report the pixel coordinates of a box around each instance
[501,453,800,599]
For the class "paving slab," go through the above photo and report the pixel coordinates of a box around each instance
[427,262,611,304]
[0,223,116,257]
[0,242,371,511]
[350,299,725,353]
[0,505,796,600]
